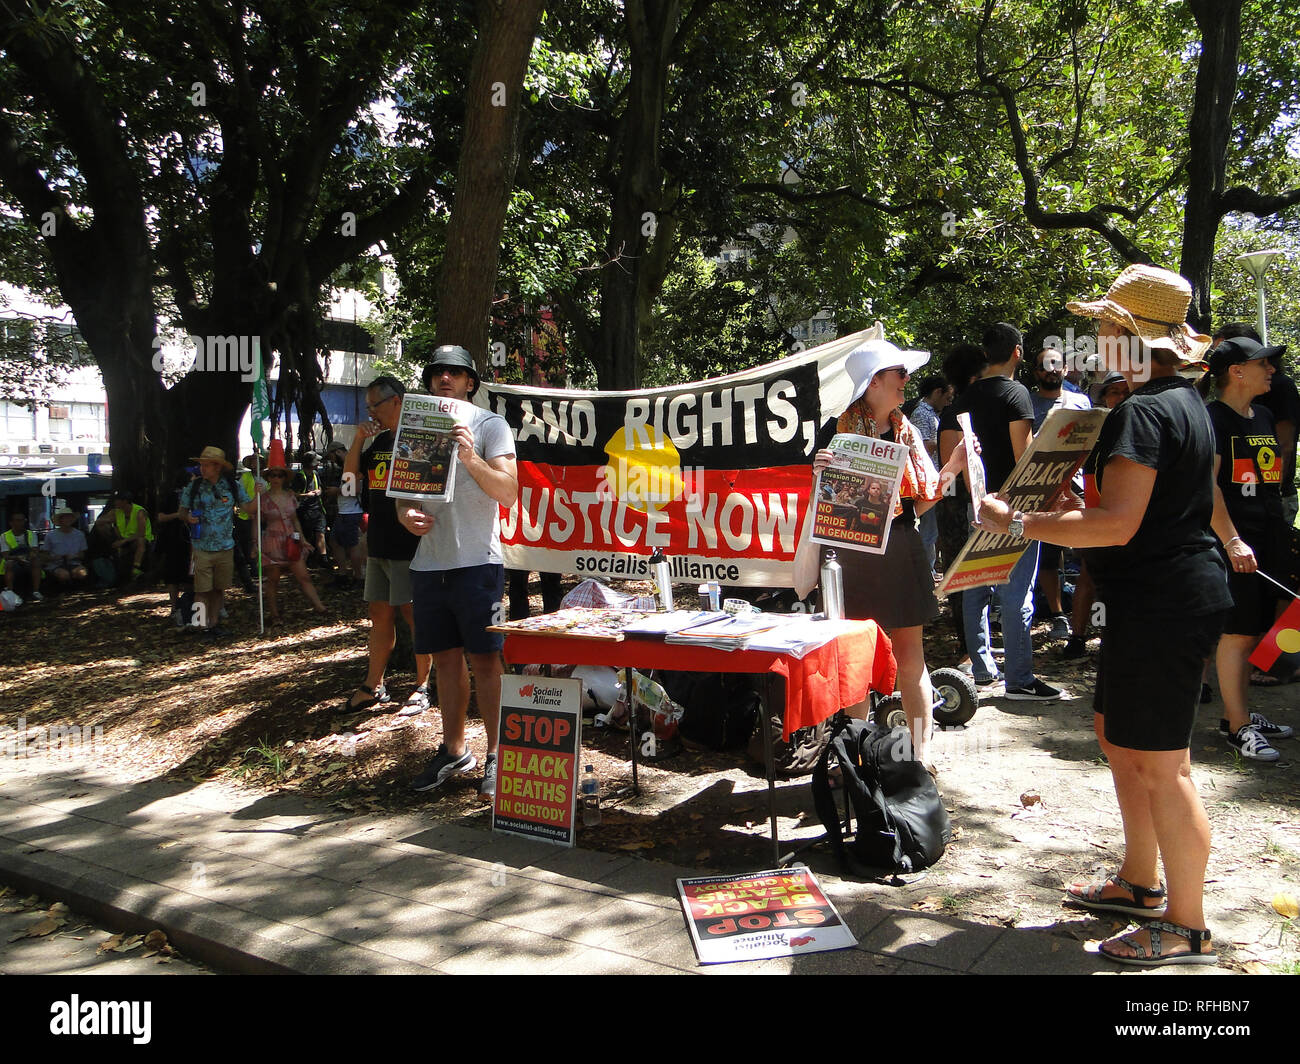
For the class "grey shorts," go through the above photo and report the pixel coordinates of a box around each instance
[365,556,413,606]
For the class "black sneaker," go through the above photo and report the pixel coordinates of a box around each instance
[1225,724,1280,763]
[1005,678,1063,701]
[1061,636,1087,660]
[412,744,476,792]
[478,753,498,803]
[1219,713,1294,741]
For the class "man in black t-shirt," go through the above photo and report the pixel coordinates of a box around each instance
[949,323,1062,701]
[340,376,433,716]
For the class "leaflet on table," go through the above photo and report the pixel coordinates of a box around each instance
[956,412,986,521]
[620,610,727,637]
[664,612,785,650]
[937,407,1108,596]
[385,393,471,502]
[743,616,858,658]
[809,433,908,555]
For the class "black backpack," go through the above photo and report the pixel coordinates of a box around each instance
[652,671,761,752]
[811,718,951,876]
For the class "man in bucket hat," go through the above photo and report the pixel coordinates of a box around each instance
[178,446,260,636]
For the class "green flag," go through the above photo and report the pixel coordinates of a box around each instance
[250,338,270,451]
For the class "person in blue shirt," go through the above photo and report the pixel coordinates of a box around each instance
[178,446,259,637]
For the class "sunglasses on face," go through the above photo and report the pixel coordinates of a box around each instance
[366,394,399,414]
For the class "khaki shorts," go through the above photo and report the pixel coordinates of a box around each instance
[193,548,235,593]
[365,556,413,606]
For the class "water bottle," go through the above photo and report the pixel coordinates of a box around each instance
[580,765,601,826]
[189,508,204,542]
[649,549,673,611]
[821,550,844,620]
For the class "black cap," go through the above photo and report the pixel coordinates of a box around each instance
[421,344,480,397]
[1207,335,1287,377]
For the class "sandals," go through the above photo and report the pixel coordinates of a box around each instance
[341,683,388,714]
[1064,873,1166,918]
[397,684,430,717]
[1249,669,1284,687]
[1099,921,1218,967]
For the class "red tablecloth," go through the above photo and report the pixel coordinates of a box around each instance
[502,620,896,738]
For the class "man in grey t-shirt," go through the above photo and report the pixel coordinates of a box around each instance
[399,345,518,802]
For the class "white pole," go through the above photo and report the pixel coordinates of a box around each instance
[256,451,265,634]
[1256,568,1297,599]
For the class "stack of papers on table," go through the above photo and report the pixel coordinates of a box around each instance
[621,610,727,637]
[743,617,859,658]
[664,612,784,650]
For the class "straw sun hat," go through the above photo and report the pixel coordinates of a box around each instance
[1066,264,1211,365]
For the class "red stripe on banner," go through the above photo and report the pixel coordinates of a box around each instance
[500,463,811,561]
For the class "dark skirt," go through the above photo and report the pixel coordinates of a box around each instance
[824,509,939,630]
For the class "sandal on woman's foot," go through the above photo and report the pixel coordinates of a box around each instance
[341,683,387,714]
[398,684,430,717]
[1249,669,1284,687]
[1099,921,1217,967]
[1063,873,1166,917]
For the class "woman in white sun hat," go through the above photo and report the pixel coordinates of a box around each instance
[812,339,970,764]
[980,264,1228,967]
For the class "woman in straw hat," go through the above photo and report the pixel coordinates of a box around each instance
[260,452,328,623]
[1196,336,1295,762]
[813,339,971,764]
[979,264,1229,966]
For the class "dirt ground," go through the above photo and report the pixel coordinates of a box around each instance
[2,573,1297,974]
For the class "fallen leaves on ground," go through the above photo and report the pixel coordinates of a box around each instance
[1272,893,1298,919]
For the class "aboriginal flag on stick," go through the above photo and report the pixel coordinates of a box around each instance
[1248,570,1300,678]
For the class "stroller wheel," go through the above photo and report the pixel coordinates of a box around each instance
[930,667,978,728]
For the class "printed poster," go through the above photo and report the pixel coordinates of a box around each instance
[492,676,583,847]
[385,393,470,502]
[957,412,986,520]
[937,408,1108,596]
[809,433,908,554]
[677,867,857,964]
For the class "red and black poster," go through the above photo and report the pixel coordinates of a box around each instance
[492,676,583,847]
[676,868,857,964]
[479,328,884,587]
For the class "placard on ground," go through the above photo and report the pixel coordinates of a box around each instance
[492,676,583,847]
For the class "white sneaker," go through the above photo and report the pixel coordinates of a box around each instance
[1226,724,1280,763]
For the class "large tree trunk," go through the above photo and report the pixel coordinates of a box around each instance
[436,0,546,371]
[1179,0,1243,330]
[595,0,682,389]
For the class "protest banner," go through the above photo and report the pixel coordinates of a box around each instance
[677,867,856,963]
[478,326,890,587]
[937,408,1108,596]
[492,676,583,846]
[809,433,908,554]
[385,394,471,502]
[957,412,986,518]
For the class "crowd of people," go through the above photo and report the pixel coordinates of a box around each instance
[5,263,1294,970]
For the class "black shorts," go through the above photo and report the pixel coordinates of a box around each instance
[1093,607,1226,751]
[299,508,326,541]
[1039,542,1063,569]
[411,564,505,655]
[1221,525,1286,635]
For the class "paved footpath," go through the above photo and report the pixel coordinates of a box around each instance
[0,762,1205,976]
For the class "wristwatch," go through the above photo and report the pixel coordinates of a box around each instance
[1008,510,1026,539]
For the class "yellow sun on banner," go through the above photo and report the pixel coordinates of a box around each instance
[1274,628,1300,655]
[599,426,689,513]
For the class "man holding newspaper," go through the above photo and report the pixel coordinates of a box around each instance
[396,345,519,803]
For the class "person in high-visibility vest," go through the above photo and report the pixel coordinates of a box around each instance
[2,510,43,602]
[111,492,154,581]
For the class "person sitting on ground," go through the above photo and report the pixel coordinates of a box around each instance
[259,455,328,624]
[2,510,44,602]
[43,506,89,588]
[110,492,154,583]
[812,339,971,765]
[1197,335,1296,762]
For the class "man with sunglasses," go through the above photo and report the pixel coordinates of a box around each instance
[340,376,433,716]
[399,345,518,802]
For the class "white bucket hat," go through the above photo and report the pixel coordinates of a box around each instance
[845,340,932,406]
